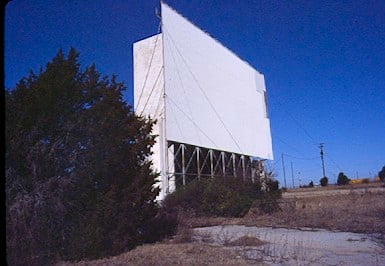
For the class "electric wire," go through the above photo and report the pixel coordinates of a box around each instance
[272,97,318,146]
[274,135,305,154]
[135,22,161,111]
[272,96,345,176]
[162,20,345,177]
[164,35,202,145]
[168,102,186,141]
[139,66,164,117]
[154,96,164,117]
[326,155,343,172]
[167,96,219,149]
[163,26,244,154]
[283,153,319,160]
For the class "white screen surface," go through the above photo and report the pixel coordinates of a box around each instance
[161,3,273,159]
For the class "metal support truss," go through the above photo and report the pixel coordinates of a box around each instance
[167,141,265,189]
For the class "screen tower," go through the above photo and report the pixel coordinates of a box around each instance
[134,2,273,200]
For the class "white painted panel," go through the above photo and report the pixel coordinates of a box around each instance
[133,34,164,118]
[161,3,273,159]
[133,34,164,174]
[134,34,170,200]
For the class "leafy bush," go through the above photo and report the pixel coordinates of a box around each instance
[163,177,281,218]
[320,176,328,187]
[337,172,350,185]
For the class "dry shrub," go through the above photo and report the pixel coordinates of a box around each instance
[246,190,385,234]
[56,243,251,266]
[163,178,262,217]
[6,180,71,266]
[162,177,281,219]
[171,208,195,243]
[227,236,264,247]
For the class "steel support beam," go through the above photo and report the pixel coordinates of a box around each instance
[197,147,201,179]
[210,149,214,179]
[168,141,265,190]
[181,144,186,186]
[241,155,246,181]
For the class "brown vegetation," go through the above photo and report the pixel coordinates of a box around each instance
[226,236,265,247]
[244,190,385,234]
[57,186,385,265]
[56,243,255,266]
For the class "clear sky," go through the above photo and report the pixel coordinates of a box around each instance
[5,0,385,187]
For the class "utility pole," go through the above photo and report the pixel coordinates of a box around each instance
[298,171,301,187]
[281,153,287,188]
[319,143,326,178]
[291,161,295,188]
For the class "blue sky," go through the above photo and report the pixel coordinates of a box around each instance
[5,0,385,187]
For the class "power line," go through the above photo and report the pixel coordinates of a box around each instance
[167,96,219,149]
[135,23,162,111]
[273,97,318,145]
[283,153,319,160]
[164,37,202,144]
[163,26,244,154]
[272,97,345,178]
[299,166,324,173]
[139,66,164,117]
[326,154,343,172]
[273,135,304,154]
[153,89,165,117]
[167,102,186,141]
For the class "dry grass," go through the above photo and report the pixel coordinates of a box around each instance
[56,243,258,266]
[57,186,385,265]
[226,236,265,247]
[243,189,385,234]
[176,186,385,235]
[285,181,384,193]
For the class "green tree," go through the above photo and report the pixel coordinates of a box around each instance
[337,172,350,185]
[379,166,385,182]
[6,49,164,265]
[320,176,328,187]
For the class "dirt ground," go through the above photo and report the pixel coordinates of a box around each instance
[194,225,385,265]
[58,185,385,265]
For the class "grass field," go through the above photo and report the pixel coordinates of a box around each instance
[58,183,385,265]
